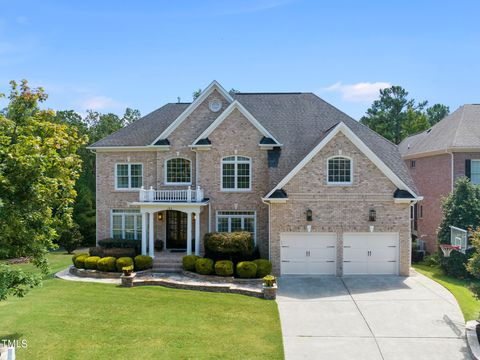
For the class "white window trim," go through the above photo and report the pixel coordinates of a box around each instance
[326,155,353,186]
[164,157,192,186]
[220,155,252,192]
[115,163,143,191]
[471,159,480,185]
[110,209,142,240]
[215,211,256,244]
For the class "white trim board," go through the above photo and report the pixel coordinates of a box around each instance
[264,122,419,199]
[191,100,282,146]
[150,80,233,145]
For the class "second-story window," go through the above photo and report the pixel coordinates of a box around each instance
[165,158,191,185]
[116,163,143,190]
[327,156,352,185]
[221,156,251,191]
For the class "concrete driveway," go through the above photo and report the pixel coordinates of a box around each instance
[277,272,470,360]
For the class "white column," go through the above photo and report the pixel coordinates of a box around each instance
[187,211,192,255]
[149,212,154,258]
[194,211,200,256]
[141,212,147,255]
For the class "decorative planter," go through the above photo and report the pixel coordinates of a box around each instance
[466,320,480,360]
[121,273,136,287]
[263,284,277,300]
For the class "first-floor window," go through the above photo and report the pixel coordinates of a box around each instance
[216,211,256,242]
[471,160,480,184]
[111,209,142,240]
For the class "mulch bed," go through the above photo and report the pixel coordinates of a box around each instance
[6,257,31,264]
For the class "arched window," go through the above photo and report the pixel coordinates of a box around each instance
[327,156,352,184]
[221,156,251,191]
[165,158,191,185]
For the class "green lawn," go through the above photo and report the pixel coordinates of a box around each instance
[414,263,480,321]
[0,252,284,359]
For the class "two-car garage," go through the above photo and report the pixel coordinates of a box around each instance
[280,232,399,276]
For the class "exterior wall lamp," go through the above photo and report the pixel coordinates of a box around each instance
[157,212,163,221]
[306,209,313,222]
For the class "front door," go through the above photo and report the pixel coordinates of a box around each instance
[166,210,187,250]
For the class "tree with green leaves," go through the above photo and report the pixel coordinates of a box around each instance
[426,103,450,125]
[0,80,86,299]
[438,177,480,244]
[360,86,450,144]
[193,89,202,100]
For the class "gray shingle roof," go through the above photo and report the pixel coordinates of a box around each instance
[399,105,480,157]
[88,103,189,147]
[89,92,417,195]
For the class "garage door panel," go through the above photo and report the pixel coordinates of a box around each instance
[368,261,397,275]
[281,236,307,248]
[308,261,336,275]
[368,236,397,248]
[281,261,308,275]
[282,248,308,261]
[343,248,367,262]
[309,248,336,260]
[370,248,397,261]
[343,261,368,275]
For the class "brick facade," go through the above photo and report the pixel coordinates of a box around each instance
[269,133,411,276]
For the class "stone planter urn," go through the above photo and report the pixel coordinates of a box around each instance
[263,284,277,300]
[121,273,136,287]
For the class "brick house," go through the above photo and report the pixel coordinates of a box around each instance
[87,81,420,276]
[399,105,480,254]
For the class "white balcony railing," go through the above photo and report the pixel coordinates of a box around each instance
[139,186,204,203]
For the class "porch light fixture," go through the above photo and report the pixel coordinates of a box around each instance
[193,213,196,221]
[368,209,376,222]
[306,209,313,222]
[157,213,163,221]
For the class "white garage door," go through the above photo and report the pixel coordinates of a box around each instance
[343,233,399,275]
[280,233,336,275]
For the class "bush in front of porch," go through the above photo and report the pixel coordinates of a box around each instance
[204,231,255,261]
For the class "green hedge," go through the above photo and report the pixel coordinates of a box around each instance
[252,259,272,278]
[195,258,214,275]
[116,257,134,272]
[215,260,234,277]
[236,261,257,279]
[84,256,101,270]
[134,255,153,271]
[73,254,89,269]
[97,257,117,272]
[204,232,254,256]
[182,255,200,271]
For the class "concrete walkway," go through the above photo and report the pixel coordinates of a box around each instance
[277,272,471,360]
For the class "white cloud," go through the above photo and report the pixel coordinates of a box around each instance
[323,82,391,102]
[80,95,125,111]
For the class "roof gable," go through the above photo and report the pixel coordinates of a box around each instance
[264,122,420,199]
[191,100,282,146]
[150,80,233,145]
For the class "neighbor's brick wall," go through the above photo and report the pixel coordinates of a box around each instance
[197,108,270,257]
[270,133,411,276]
[453,152,480,181]
[405,154,452,253]
[95,151,157,241]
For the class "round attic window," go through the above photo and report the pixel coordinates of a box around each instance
[209,99,222,112]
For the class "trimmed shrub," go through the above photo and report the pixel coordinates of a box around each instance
[116,257,134,272]
[134,255,153,271]
[73,254,89,269]
[215,260,234,277]
[72,253,89,266]
[98,238,140,254]
[204,232,254,258]
[182,255,200,271]
[252,259,272,278]
[84,256,101,270]
[97,257,117,272]
[195,258,214,275]
[236,261,257,279]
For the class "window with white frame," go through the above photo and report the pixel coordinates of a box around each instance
[165,158,191,184]
[471,160,480,185]
[221,156,251,190]
[216,211,256,241]
[327,156,352,184]
[111,209,142,240]
[116,163,143,189]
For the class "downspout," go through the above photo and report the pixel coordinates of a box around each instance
[450,150,454,192]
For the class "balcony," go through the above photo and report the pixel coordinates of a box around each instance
[139,186,205,203]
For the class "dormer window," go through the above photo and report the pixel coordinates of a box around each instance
[327,156,352,185]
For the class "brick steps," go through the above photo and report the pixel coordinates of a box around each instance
[152,252,183,273]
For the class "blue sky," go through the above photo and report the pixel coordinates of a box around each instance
[1,0,479,119]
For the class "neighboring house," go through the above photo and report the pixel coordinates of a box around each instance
[87,81,420,276]
[399,105,480,254]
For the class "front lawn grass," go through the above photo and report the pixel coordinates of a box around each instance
[0,252,284,359]
[414,263,480,321]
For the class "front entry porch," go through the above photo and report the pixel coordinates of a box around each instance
[133,202,208,258]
